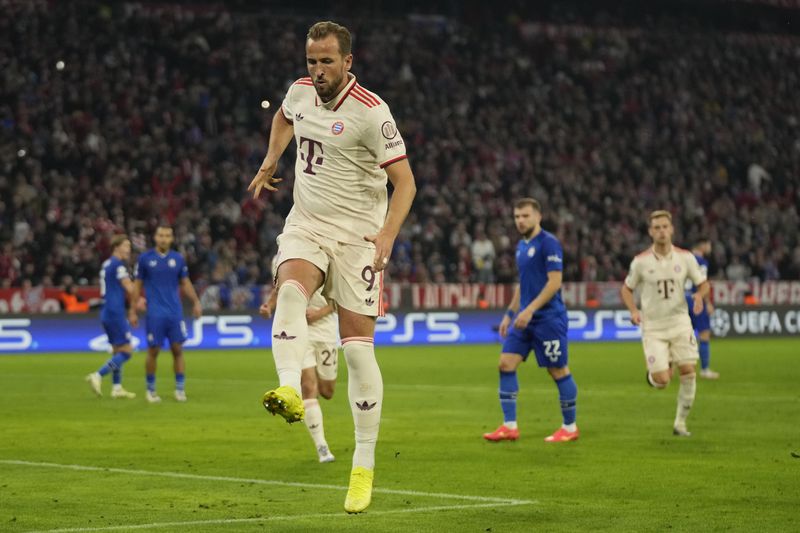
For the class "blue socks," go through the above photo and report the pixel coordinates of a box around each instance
[175,373,185,392]
[98,352,131,378]
[699,340,710,370]
[146,374,156,392]
[499,371,519,424]
[555,374,578,426]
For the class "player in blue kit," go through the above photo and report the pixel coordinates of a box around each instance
[86,235,137,399]
[685,237,719,379]
[483,198,579,443]
[129,226,202,403]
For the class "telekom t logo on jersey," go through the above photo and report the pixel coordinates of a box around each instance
[299,137,323,175]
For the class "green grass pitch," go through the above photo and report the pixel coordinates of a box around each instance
[1,339,798,532]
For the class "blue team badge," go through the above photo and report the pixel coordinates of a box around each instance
[528,247,536,257]
[331,121,345,135]
[168,259,176,268]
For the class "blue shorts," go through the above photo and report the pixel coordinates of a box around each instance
[146,316,187,348]
[102,318,133,347]
[501,314,569,368]
[686,294,711,332]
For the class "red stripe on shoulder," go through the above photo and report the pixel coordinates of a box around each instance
[674,246,692,254]
[350,92,375,108]
[635,249,653,259]
[294,77,312,84]
[379,155,408,169]
[354,85,380,106]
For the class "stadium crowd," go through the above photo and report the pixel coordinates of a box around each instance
[1,1,799,296]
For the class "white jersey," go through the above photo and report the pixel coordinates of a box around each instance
[281,74,407,246]
[624,246,706,332]
[308,288,338,343]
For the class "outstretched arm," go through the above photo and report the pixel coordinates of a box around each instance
[248,110,295,197]
[364,158,416,272]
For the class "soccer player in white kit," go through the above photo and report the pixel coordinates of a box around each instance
[261,258,339,464]
[620,211,710,436]
[248,21,416,513]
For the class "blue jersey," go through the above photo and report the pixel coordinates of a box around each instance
[135,249,188,319]
[100,256,130,321]
[516,230,566,321]
[686,254,709,294]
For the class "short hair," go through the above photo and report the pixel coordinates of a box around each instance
[110,234,129,250]
[695,236,710,246]
[514,197,542,212]
[648,210,672,224]
[155,224,173,232]
[307,21,352,56]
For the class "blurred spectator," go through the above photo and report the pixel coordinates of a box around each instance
[0,0,798,301]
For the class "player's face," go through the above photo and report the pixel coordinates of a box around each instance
[648,217,673,245]
[514,206,541,237]
[700,241,712,255]
[306,35,352,102]
[117,240,131,261]
[154,228,174,252]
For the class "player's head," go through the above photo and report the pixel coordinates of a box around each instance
[306,21,353,102]
[647,210,673,246]
[693,237,711,256]
[513,198,542,238]
[154,225,174,253]
[110,234,131,261]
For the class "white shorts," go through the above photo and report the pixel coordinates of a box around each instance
[276,226,384,317]
[641,324,699,373]
[302,340,339,381]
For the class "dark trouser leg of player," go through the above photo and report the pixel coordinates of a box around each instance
[171,342,185,394]
[146,347,159,394]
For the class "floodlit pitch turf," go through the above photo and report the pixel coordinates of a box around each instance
[1,339,798,532]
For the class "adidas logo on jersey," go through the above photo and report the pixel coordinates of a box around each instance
[355,400,377,411]
[273,331,297,340]
[295,113,304,121]
[364,297,375,306]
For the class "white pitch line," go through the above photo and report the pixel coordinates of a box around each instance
[0,459,534,506]
[27,502,531,533]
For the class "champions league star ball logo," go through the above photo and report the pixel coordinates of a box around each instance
[711,309,731,337]
[331,121,345,135]
[528,247,536,257]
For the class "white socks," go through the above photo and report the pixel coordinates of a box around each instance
[303,398,328,448]
[270,282,309,394]
[343,338,383,470]
[674,372,696,429]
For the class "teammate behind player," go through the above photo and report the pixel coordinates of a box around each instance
[247,21,416,513]
[685,237,719,379]
[261,258,339,463]
[129,225,202,403]
[85,234,137,399]
[621,211,709,436]
[483,198,579,443]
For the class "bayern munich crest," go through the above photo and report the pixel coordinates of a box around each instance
[331,121,345,135]
[674,265,682,273]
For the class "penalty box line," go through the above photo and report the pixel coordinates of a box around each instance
[27,503,530,533]
[1,459,536,506]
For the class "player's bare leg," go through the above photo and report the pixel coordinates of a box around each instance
[263,259,323,423]
[544,365,579,442]
[484,354,522,442]
[301,366,334,462]
[145,346,162,403]
[673,363,697,436]
[171,342,187,402]
[340,307,381,513]
[317,377,336,400]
